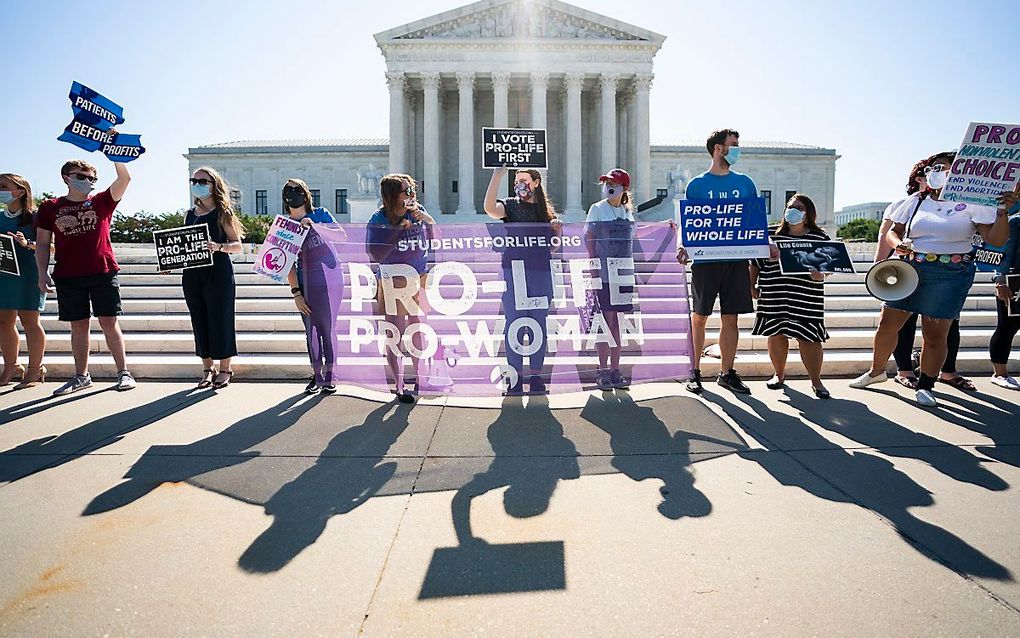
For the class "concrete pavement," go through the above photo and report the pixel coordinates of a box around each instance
[1,378,1018,636]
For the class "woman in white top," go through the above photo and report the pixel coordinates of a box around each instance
[851,151,1011,407]
[584,169,636,391]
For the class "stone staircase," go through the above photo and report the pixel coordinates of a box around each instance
[21,243,1016,381]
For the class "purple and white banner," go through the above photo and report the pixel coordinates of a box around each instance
[302,221,693,396]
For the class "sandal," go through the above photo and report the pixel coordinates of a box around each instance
[765,375,785,390]
[197,368,216,389]
[893,375,919,390]
[14,365,46,390]
[1,363,25,386]
[212,370,234,389]
[938,375,977,392]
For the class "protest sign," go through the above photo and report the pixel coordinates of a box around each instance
[153,224,213,272]
[777,239,855,275]
[303,221,692,396]
[252,215,309,284]
[0,234,19,276]
[678,197,770,260]
[1008,275,1020,318]
[57,81,146,162]
[943,122,1020,207]
[975,242,1007,273]
[482,128,547,169]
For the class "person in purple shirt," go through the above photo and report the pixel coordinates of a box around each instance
[366,174,436,403]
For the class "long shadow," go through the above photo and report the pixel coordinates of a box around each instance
[419,395,579,599]
[0,388,210,484]
[236,400,414,573]
[0,387,112,426]
[784,388,1008,491]
[705,390,1012,580]
[83,393,325,516]
[579,391,721,519]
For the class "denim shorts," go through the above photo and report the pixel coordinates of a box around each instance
[884,259,975,320]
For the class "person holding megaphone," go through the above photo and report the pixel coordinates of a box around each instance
[851,150,1011,407]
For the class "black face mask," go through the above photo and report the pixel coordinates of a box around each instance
[283,187,306,208]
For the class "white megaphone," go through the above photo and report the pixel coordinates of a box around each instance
[865,259,919,301]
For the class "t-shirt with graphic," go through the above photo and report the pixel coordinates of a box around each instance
[889,193,997,255]
[681,170,759,262]
[35,189,118,278]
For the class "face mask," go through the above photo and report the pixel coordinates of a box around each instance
[723,146,741,166]
[514,182,533,199]
[784,207,806,225]
[0,191,14,205]
[68,177,94,195]
[602,183,623,199]
[191,183,212,200]
[926,170,949,190]
[283,192,306,208]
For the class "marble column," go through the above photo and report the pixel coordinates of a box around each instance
[456,72,476,215]
[530,72,549,131]
[492,72,510,128]
[564,72,585,216]
[617,91,629,172]
[634,73,653,203]
[422,72,442,215]
[386,71,407,174]
[599,73,619,173]
[626,87,637,176]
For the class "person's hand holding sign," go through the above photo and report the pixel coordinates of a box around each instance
[207,240,221,253]
[8,231,29,249]
[550,218,562,231]
[808,267,825,282]
[995,282,1012,302]
[676,245,691,264]
[999,187,1020,212]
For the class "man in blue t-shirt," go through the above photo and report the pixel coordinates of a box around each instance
[677,128,764,395]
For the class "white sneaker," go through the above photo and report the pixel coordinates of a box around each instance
[990,375,1020,391]
[849,371,887,389]
[114,370,137,391]
[52,373,93,396]
[915,389,938,407]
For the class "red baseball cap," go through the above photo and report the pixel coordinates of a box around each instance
[598,168,631,189]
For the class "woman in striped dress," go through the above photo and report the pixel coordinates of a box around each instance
[750,193,831,398]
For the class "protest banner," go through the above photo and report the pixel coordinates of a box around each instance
[153,224,213,272]
[943,122,1020,207]
[252,215,309,284]
[482,128,547,169]
[0,234,19,276]
[1008,275,1020,318]
[302,221,692,397]
[678,197,770,260]
[57,81,146,162]
[777,239,855,275]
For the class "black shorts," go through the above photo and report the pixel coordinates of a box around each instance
[690,260,753,316]
[54,273,123,321]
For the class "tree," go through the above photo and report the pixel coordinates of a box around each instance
[837,218,881,242]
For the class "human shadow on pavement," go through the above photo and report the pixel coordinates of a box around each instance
[236,400,414,573]
[706,390,1012,581]
[0,388,210,484]
[83,393,324,516]
[419,395,579,599]
[924,391,1020,469]
[0,387,112,426]
[580,391,740,519]
[784,388,1008,491]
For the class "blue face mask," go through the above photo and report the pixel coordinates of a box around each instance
[191,183,212,200]
[723,146,741,166]
[0,191,14,205]
[784,207,806,225]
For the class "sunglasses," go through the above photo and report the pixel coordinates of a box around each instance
[65,172,98,183]
[190,178,213,186]
[924,164,947,174]
[404,187,416,197]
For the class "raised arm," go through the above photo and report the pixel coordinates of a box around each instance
[108,160,131,202]
[483,168,507,220]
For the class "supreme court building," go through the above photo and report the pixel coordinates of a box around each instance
[185,0,839,224]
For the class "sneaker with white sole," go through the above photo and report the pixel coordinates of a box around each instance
[849,371,887,389]
[915,388,938,407]
[991,375,1020,391]
[52,373,93,396]
[114,370,137,391]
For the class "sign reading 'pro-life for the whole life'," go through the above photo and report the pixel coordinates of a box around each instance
[678,197,770,260]
[482,128,547,169]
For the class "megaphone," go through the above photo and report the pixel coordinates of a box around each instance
[865,259,919,301]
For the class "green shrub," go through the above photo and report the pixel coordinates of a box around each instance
[110,211,186,243]
[837,218,881,243]
[240,214,271,244]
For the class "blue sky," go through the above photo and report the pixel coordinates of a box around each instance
[6,0,1018,213]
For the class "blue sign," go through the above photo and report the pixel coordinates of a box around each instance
[57,82,145,162]
[678,197,770,260]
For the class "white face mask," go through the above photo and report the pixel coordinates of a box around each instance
[926,170,949,190]
[602,183,623,200]
[784,207,806,225]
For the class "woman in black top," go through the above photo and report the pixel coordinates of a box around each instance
[483,167,561,395]
[184,167,244,389]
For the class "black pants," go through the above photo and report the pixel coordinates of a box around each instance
[990,299,1020,365]
[892,313,960,373]
[182,256,237,360]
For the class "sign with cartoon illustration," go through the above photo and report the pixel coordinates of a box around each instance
[776,239,855,275]
[252,215,309,284]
